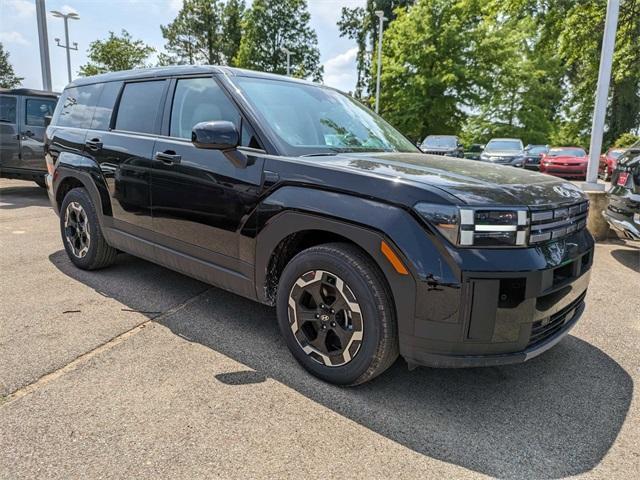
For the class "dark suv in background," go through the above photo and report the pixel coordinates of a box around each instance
[419,135,464,157]
[45,66,593,385]
[1,88,58,187]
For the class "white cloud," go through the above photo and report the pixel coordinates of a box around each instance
[4,0,35,17]
[323,47,358,92]
[167,0,183,13]
[59,4,79,15]
[0,31,29,45]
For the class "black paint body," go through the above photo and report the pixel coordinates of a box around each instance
[44,66,594,368]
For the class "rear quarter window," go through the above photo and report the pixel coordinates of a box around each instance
[54,84,103,128]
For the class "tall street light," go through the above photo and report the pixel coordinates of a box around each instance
[374,10,388,114]
[51,10,79,84]
[281,47,292,76]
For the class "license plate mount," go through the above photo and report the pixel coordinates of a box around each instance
[617,172,630,186]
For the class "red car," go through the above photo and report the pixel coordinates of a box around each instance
[599,147,625,181]
[539,147,588,180]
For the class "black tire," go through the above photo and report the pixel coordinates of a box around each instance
[34,178,47,188]
[276,243,398,386]
[59,187,117,270]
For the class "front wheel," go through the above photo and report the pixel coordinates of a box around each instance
[276,243,398,386]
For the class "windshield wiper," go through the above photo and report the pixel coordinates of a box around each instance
[301,152,340,157]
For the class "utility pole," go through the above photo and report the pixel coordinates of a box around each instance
[35,0,52,91]
[51,10,80,84]
[374,10,387,114]
[281,47,292,76]
[584,0,620,191]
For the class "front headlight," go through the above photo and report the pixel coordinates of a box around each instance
[414,203,528,247]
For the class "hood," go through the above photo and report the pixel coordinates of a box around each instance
[316,152,586,207]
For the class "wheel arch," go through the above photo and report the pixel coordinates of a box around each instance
[53,152,112,219]
[255,209,418,338]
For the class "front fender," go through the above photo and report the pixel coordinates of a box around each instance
[253,186,462,338]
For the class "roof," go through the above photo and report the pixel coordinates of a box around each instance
[68,65,319,88]
[0,88,59,97]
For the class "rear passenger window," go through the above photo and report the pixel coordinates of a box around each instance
[55,84,102,128]
[115,81,165,134]
[91,81,122,130]
[25,98,57,126]
[0,96,17,123]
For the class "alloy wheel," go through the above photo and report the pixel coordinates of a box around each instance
[64,201,91,258]
[287,270,364,367]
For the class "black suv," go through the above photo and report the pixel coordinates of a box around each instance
[45,66,594,385]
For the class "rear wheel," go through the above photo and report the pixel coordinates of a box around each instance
[59,187,117,270]
[276,243,398,385]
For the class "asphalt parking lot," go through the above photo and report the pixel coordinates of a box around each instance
[0,178,639,479]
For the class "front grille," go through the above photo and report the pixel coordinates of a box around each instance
[529,200,589,244]
[527,290,586,348]
[423,150,447,156]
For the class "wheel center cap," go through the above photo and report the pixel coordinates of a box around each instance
[319,314,330,322]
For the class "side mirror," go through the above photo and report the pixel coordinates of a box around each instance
[44,115,52,127]
[192,120,250,168]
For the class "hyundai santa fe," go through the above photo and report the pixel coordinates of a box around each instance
[44,66,594,385]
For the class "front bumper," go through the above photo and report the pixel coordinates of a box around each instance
[541,165,587,178]
[400,230,594,368]
[603,209,640,240]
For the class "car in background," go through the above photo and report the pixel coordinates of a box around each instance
[0,88,58,187]
[419,135,464,157]
[603,141,640,240]
[523,144,549,171]
[479,138,525,167]
[539,147,588,180]
[599,147,626,181]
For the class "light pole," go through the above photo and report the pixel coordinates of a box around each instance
[281,47,292,76]
[374,10,388,114]
[584,0,620,191]
[51,10,79,84]
[35,0,52,91]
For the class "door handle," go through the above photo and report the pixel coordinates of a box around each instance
[85,138,103,151]
[155,150,182,165]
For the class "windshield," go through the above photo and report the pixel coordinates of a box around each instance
[527,146,548,155]
[485,139,523,151]
[422,136,457,148]
[548,148,586,157]
[233,77,418,156]
[610,149,624,158]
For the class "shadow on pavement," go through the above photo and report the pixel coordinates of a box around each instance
[0,183,50,210]
[50,250,633,479]
[611,248,640,273]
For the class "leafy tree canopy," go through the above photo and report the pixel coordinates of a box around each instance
[0,42,23,88]
[159,0,245,66]
[235,0,323,81]
[79,30,154,76]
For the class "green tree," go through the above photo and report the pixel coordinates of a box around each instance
[79,30,154,76]
[613,132,639,147]
[235,0,323,81]
[377,0,489,141]
[0,42,22,88]
[338,1,414,99]
[159,0,245,66]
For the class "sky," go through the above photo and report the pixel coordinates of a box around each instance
[0,0,365,92]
